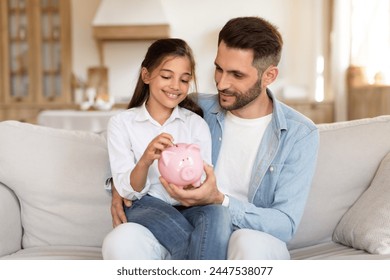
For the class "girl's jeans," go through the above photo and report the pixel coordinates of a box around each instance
[125,195,232,260]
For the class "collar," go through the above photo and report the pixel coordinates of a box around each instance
[267,89,287,131]
[134,102,186,124]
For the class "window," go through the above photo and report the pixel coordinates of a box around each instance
[350,0,390,84]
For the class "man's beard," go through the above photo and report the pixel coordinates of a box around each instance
[218,79,262,111]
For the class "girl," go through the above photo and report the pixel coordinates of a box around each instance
[107,38,232,259]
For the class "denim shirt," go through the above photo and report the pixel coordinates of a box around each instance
[197,90,319,242]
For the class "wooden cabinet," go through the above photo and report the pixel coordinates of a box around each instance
[348,85,390,120]
[4,106,39,123]
[0,0,72,123]
[283,100,334,124]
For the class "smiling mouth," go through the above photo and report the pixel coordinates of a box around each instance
[219,94,235,102]
[219,91,235,97]
[164,91,181,99]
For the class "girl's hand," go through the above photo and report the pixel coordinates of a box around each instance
[130,133,174,193]
[139,133,174,167]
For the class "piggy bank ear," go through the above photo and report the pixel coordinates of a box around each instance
[161,150,175,166]
[186,144,200,153]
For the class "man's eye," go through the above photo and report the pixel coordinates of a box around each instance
[233,73,243,79]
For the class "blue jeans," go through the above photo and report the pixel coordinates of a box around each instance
[125,195,232,260]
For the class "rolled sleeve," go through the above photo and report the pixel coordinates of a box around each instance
[107,115,150,200]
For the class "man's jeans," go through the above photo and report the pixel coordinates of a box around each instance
[125,195,232,260]
[102,223,291,260]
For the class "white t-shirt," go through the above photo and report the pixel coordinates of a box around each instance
[215,111,272,202]
[107,102,211,205]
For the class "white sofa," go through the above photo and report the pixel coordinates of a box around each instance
[1,116,390,260]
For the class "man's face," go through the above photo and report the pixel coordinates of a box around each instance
[214,41,262,111]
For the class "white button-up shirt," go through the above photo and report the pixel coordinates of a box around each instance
[107,102,212,205]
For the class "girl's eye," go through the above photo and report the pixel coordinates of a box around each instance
[161,76,171,80]
[181,79,190,84]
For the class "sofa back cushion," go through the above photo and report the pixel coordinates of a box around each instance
[0,182,22,256]
[0,121,112,248]
[288,116,390,249]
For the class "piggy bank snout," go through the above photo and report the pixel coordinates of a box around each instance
[181,166,196,181]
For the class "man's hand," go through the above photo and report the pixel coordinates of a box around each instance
[160,163,224,206]
[110,183,132,227]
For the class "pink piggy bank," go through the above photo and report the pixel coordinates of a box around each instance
[158,143,203,188]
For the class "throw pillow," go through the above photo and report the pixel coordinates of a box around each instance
[333,151,390,254]
[0,121,112,248]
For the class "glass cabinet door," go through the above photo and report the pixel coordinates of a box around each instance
[37,0,71,104]
[7,0,33,102]
[40,0,62,100]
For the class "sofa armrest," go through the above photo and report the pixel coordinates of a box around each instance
[0,182,22,257]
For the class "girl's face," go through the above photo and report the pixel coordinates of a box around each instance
[143,56,192,112]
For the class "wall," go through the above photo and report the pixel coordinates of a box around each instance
[71,0,326,105]
[71,0,101,85]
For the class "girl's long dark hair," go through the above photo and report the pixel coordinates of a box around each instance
[127,38,203,117]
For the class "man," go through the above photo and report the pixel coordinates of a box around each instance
[102,16,319,260]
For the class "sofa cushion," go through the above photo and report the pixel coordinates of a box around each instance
[0,121,112,249]
[332,151,390,254]
[0,183,22,256]
[288,116,390,249]
[290,242,390,260]
[0,246,102,260]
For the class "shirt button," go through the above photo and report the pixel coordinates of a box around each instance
[219,137,222,141]
[269,166,274,172]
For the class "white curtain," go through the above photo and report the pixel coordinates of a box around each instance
[331,0,390,121]
[350,0,390,84]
